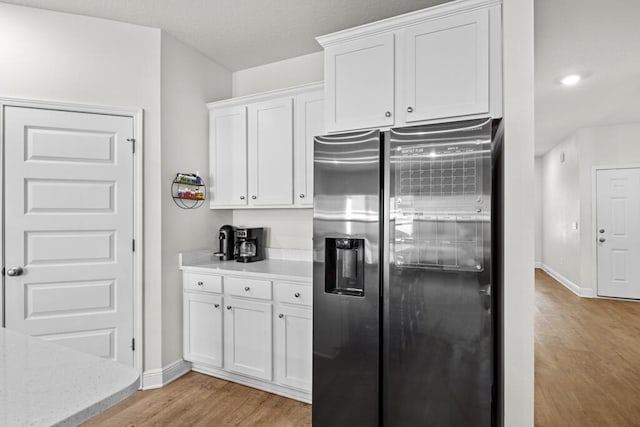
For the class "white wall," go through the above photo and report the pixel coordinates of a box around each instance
[540,122,640,295]
[534,157,543,264]
[159,32,232,365]
[0,2,165,371]
[540,136,581,284]
[232,51,323,97]
[502,1,535,425]
[230,51,323,251]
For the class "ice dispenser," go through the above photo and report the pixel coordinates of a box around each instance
[325,237,365,296]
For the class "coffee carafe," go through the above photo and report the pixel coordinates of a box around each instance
[214,225,235,261]
[234,227,265,263]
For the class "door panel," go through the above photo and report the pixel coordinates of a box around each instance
[597,168,640,299]
[183,292,223,367]
[325,33,395,132]
[4,106,134,366]
[294,90,324,206]
[275,305,312,391]
[248,98,293,206]
[224,297,273,380]
[400,9,490,124]
[210,106,248,207]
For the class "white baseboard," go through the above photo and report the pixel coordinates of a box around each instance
[142,359,192,390]
[535,261,543,269]
[539,263,596,298]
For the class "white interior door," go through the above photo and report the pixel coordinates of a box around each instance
[596,168,640,299]
[4,106,135,366]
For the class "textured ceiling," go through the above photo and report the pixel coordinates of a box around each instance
[3,0,639,154]
[0,0,448,71]
[534,0,640,154]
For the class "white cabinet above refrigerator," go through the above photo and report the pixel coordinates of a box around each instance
[317,0,502,133]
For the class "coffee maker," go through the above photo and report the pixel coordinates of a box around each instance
[234,227,265,263]
[214,225,235,261]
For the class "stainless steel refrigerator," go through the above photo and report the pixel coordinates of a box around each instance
[313,118,503,426]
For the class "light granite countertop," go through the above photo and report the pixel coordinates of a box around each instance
[0,327,139,427]
[179,250,312,283]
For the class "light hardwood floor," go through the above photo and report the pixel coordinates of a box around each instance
[84,270,640,426]
[82,372,311,426]
[535,269,640,426]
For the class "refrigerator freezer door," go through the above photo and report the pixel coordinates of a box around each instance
[313,130,381,426]
[384,119,495,426]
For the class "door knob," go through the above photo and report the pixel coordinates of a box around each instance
[407,106,414,113]
[599,237,606,243]
[385,111,391,118]
[599,229,605,233]
[6,267,23,277]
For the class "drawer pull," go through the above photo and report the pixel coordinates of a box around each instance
[226,305,232,310]
[214,303,220,308]
[197,281,204,286]
[278,314,284,318]
[294,292,301,298]
[244,286,250,291]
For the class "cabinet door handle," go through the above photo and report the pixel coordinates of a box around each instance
[294,292,300,298]
[599,237,606,243]
[197,281,204,286]
[240,195,245,200]
[407,106,414,113]
[385,111,391,118]
[251,195,257,200]
[226,305,232,310]
[214,303,220,308]
[299,194,305,199]
[244,286,250,291]
[278,314,284,318]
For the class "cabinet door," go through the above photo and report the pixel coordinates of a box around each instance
[324,33,395,133]
[224,297,273,380]
[247,98,294,206]
[294,90,324,206]
[399,8,490,124]
[275,306,312,391]
[209,106,248,207]
[183,292,223,367]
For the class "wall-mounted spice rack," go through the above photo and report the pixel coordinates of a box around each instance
[171,173,206,209]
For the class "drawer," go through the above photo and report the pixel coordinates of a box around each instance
[277,282,312,307]
[183,272,223,293]
[226,276,272,300]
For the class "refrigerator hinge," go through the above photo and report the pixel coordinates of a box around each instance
[127,138,136,153]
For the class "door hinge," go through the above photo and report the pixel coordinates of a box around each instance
[131,338,135,351]
[132,239,135,252]
[127,138,136,153]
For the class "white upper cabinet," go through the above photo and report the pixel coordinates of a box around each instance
[208,83,323,209]
[248,98,294,206]
[209,106,247,207]
[294,90,324,206]
[324,33,395,133]
[399,8,490,124]
[317,0,502,132]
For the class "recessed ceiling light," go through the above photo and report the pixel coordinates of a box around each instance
[561,74,581,86]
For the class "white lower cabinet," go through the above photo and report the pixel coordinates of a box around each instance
[275,305,312,391]
[224,297,273,381]
[183,292,223,368]
[182,270,312,402]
